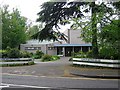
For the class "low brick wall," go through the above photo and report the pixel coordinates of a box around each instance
[72,58,120,68]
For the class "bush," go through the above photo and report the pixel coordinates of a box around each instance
[1,48,21,58]
[71,52,76,57]
[74,51,87,58]
[41,55,60,62]
[20,51,32,58]
[51,55,60,60]
[86,50,93,58]
[1,48,32,58]
[99,47,119,60]
[1,50,8,58]
[41,54,52,62]
[7,48,21,58]
[33,50,44,59]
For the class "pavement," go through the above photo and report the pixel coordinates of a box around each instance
[2,57,120,79]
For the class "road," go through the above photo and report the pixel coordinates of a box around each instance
[1,57,119,89]
[1,74,119,89]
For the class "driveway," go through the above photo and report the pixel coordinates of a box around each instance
[2,57,73,77]
[2,57,119,78]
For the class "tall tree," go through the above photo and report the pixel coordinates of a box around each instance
[91,2,99,58]
[100,20,120,59]
[35,1,113,58]
[26,24,44,39]
[27,25,40,39]
[2,5,27,49]
[33,1,86,41]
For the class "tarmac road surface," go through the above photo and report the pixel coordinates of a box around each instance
[1,74,119,89]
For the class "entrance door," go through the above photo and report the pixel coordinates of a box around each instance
[65,47,73,56]
[57,47,63,55]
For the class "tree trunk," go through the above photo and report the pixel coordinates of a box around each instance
[91,2,99,58]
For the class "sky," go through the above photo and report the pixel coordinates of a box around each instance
[0,0,49,23]
[1,0,114,31]
[0,0,71,31]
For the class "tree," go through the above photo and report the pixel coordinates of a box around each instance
[33,1,86,41]
[71,2,113,58]
[35,1,114,58]
[26,24,44,39]
[27,25,39,39]
[2,5,27,49]
[101,20,120,44]
[98,20,120,59]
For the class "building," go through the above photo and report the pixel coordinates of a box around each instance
[20,40,59,55]
[54,29,92,56]
[20,29,92,56]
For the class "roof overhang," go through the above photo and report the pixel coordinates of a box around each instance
[54,44,92,47]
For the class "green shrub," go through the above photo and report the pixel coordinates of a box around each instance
[41,54,52,62]
[1,51,8,58]
[7,48,21,58]
[71,52,76,57]
[28,61,35,65]
[86,50,93,58]
[74,51,87,58]
[33,50,44,59]
[20,51,31,58]
[51,55,60,60]
[1,48,21,58]
[1,48,32,58]
[99,47,118,60]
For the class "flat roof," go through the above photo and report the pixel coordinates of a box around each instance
[26,40,58,44]
[54,44,92,47]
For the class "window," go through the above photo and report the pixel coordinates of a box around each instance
[25,47,41,50]
[48,47,56,50]
[57,47,63,55]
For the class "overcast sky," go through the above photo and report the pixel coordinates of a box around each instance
[0,0,49,23]
[0,0,71,31]
[1,0,111,31]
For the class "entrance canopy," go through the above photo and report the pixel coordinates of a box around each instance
[54,44,92,56]
[54,44,92,47]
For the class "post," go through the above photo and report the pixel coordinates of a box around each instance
[81,47,83,52]
[63,47,65,57]
[46,44,48,54]
[68,29,70,44]
[88,47,91,51]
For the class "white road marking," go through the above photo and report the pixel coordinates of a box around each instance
[1,83,51,88]
[0,83,9,88]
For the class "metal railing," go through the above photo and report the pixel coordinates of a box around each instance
[0,58,34,65]
[72,58,120,68]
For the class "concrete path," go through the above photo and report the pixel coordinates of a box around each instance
[2,57,120,79]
